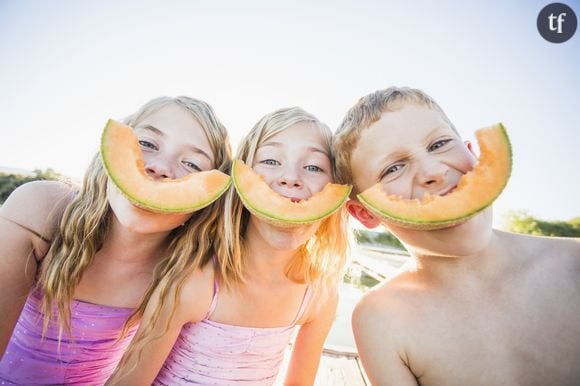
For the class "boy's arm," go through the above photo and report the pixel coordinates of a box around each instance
[283,290,338,386]
[0,181,73,357]
[107,269,214,385]
[352,296,418,386]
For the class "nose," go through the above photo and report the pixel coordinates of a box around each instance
[417,158,447,188]
[277,167,303,189]
[145,158,175,180]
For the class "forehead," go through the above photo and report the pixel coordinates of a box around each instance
[261,121,328,151]
[135,103,214,159]
[350,104,454,183]
[137,103,199,130]
[360,103,450,144]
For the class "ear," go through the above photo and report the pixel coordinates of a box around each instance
[346,199,381,229]
[464,140,477,157]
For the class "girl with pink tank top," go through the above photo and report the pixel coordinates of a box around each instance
[0,96,232,385]
[108,107,350,385]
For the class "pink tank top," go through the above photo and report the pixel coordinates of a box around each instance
[0,290,138,385]
[154,280,312,386]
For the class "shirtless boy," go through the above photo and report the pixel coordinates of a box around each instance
[333,86,580,386]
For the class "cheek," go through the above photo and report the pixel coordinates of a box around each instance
[252,165,274,184]
[314,175,332,193]
[382,179,409,197]
[452,147,477,173]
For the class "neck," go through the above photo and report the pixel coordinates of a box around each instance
[414,227,497,266]
[243,223,302,283]
[97,218,171,265]
[390,209,515,282]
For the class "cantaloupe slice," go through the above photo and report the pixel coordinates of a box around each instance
[232,159,351,227]
[101,119,231,213]
[358,123,512,230]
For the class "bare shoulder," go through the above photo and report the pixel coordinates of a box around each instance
[301,285,339,324]
[353,269,422,332]
[175,261,217,323]
[503,231,580,268]
[352,271,421,385]
[0,180,77,240]
[539,235,580,273]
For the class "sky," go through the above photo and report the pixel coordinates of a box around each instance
[0,0,579,226]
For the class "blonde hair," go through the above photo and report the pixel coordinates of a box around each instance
[37,96,232,341]
[333,86,455,193]
[219,107,350,301]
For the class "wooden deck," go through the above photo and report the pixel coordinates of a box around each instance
[275,345,369,385]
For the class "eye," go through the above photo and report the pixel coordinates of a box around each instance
[305,165,324,173]
[260,159,280,166]
[182,160,202,172]
[380,164,404,179]
[429,139,452,152]
[138,140,158,150]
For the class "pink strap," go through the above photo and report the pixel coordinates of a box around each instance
[204,278,219,320]
[290,286,312,326]
[204,255,220,319]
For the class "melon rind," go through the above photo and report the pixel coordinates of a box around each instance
[232,159,352,227]
[357,123,512,230]
[100,119,231,214]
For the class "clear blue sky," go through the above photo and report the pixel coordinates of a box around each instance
[1,0,578,224]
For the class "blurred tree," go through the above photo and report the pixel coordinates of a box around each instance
[0,169,62,204]
[503,211,580,237]
[353,228,406,250]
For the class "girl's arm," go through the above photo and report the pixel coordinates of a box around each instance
[0,181,73,357]
[283,290,339,386]
[107,266,214,385]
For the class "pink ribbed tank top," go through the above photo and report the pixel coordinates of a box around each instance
[0,290,138,385]
[154,280,312,386]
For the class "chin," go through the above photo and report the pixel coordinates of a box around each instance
[251,217,319,252]
[110,196,191,234]
[388,209,494,257]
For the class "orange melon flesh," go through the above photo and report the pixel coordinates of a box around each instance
[358,123,512,230]
[232,159,352,227]
[101,119,231,213]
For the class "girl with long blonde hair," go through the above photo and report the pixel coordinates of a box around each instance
[108,107,350,385]
[0,96,231,384]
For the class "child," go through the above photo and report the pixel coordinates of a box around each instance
[0,96,232,384]
[333,86,580,386]
[108,107,350,385]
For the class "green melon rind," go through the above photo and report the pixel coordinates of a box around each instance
[100,119,232,214]
[111,174,232,214]
[357,123,512,230]
[232,159,352,226]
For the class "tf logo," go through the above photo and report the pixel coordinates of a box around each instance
[537,3,577,43]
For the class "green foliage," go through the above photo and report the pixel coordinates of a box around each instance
[0,169,62,204]
[353,228,405,250]
[503,211,580,237]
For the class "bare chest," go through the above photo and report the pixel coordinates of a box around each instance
[407,283,580,386]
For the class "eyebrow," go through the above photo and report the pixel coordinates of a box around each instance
[260,141,329,156]
[137,125,214,163]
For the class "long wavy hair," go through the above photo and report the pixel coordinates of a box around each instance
[219,107,350,301]
[37,96,232,340]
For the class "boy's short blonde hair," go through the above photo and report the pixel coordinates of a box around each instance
[333,86,456,193]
